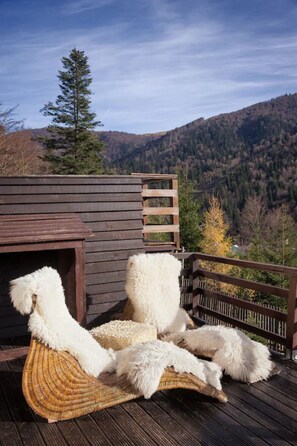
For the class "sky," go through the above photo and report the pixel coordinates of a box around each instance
[1,0,297,134]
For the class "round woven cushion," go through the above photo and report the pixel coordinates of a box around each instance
[90,320,157,350]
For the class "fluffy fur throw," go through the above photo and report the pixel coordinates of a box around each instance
[116,339,222,398]
[10,267,115,377]
[10,266,222,400]
[125,253,189,335]
[163,325,276,383]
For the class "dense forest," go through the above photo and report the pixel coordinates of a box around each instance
[4,93,297,230]
[102,93,297,229]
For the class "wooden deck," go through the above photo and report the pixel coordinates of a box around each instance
[1,337,296,446]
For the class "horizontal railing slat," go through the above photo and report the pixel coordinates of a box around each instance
[193,253,297,276]
[197,306,286,345]
[143,224,179,233]
[142,189,177,197]
[194,268,288,299]
[194,288,287,322]
[142,207,179,216]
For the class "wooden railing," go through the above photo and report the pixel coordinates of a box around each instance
[175,252,297,359]
[132,173,180,252]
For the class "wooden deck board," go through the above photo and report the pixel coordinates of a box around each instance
[107,404,162,446]
[0,339,297,446]
[163,388,256,446]
[226,383,296,445]
[139,395,208,446]
[253,380,297,411]
[91,408,155,446]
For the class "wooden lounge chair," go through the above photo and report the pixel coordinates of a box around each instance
[10,264,226,422]
[23,337,227,422]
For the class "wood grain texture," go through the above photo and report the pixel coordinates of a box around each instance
[0,176,145,336]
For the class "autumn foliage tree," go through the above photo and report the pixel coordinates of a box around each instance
[0,104,45,175]
[200,197,235,294]
[200,196,232,257]
[239,197,297,307]
[239,196,297,268]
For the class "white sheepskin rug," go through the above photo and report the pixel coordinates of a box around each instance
[163,325,276,383]
[125,253,189,335]
[10,267,115,378]
[116,339,223,399]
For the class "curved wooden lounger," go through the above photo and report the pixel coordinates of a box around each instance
[22,338,227,422]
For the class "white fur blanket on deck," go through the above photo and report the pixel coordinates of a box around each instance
[163,326,276,383]
[10,267,223,398]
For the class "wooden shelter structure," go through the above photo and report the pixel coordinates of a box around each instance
[0,175,145,339]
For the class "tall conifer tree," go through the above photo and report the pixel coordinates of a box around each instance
[41,49,104,174]
[178,174,202,251]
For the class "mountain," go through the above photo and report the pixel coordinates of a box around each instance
[98,130,165,172]
[102,93,297,226]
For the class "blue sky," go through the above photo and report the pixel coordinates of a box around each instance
[1,0,297,134]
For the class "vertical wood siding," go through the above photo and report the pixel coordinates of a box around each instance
[0,176,145,336]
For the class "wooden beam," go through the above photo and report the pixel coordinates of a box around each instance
[192,252,297,276]
[142,189,177,197]
[131,173,178,180]
[143,207,179,216]
[195,287,287,321]
[143,225,179,233]
[171,178,180,250]
[194,268,289,299]
[197,306,286,345]
[287,276,297,351]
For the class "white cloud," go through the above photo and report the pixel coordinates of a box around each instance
[61,0,115,15]
[1,0,297,133]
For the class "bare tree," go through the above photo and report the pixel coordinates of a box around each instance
[239,196,267,247]
[0,104,47,175]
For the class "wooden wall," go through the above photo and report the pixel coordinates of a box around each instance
[0,176,145,337]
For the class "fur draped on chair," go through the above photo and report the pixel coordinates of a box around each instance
[163,325,277,383]
[116,339,223,398]
[10,266,116,377]
[125,253,189,335]
[10,267,226,402]
[124,253,277,384]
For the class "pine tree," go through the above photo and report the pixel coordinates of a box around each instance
[178,175,202,251]
[40,49,104,174]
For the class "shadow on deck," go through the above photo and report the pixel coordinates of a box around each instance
[0,337,296,446]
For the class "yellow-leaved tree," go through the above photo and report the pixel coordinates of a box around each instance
[200,196,231,257]
[200,196,236,295]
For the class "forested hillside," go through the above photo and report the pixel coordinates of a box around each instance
[11,93,297,229]
[104,93,297,227]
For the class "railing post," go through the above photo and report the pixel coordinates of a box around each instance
[142,181,149,243]
[171,178,180,250]
[192,254,200,317]
[286,275,297,360]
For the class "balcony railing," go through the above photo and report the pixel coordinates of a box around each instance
[175,252,297,359]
